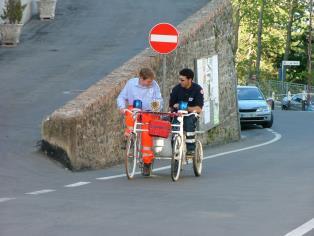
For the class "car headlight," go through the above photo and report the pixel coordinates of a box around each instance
[256,106,270,112]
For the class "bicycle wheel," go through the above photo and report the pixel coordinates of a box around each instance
[171,135,183,182]
[125,133,137,179]
[193,139,203,177]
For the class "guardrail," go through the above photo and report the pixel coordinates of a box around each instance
[259,80,314,100]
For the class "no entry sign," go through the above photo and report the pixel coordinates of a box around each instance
[149,23,179,54]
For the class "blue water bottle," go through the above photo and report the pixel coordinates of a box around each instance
[178,101,188,111]
[133,99,142,110]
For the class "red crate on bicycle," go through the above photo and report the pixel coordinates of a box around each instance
[148,120,172,138]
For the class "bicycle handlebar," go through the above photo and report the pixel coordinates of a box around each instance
[123,109,134,114]
[123,109,200,118]
[181,112,200,118]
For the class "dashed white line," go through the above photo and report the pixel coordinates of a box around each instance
[2,129,282,203]
[153,165,172,172]
[25,189,56,195]
[95,129,282,179]
[0,197,16,203]
[64,182,91,187]
[284,218,314,236]
[63,90,85,94]
[96,174,126,180]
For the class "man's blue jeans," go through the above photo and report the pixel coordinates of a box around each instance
[172,114,197,151]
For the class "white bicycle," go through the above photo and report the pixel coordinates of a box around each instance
[124,109,203,182]
[170,112,203,181]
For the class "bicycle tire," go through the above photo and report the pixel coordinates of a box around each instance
[125,133,137,179]
[193,140,203,177]
[171,135,183,182]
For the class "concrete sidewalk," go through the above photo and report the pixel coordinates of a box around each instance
[0,0,209,194]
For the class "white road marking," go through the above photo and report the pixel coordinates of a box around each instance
[150,34,177,43]
[96,174,126,180]
[64,182,90,187]
[104,129,281,177]
[63,90,85,94]
[0,198,16,203]
[4,129,281,201]
[153,165,172,172]
[203,129,281,161]
[154,129,281,170]
[284,218,314,236]
[25,189,56,195]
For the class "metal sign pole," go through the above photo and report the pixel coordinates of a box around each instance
[148,23,178,112]
[162,55,167,112]
[281,62,284,95]
[281,62,285,81]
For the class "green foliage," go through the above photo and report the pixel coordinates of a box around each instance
[0,0,26,24]
[232,0,313,85]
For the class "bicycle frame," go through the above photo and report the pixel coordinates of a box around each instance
[124,109,199,160]
[124,109,203,180]
[171,112,200,162]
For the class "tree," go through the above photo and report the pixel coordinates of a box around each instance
[234,0,259,83]
[255,0,266,79]
[284,0,298,60]
[307,0,313,92]
[232,0,249,56]
[232,0,311,85]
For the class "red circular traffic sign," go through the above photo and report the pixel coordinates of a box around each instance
[149,23,179,54]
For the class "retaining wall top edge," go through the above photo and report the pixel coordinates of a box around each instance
[48,49,157,117]
[177,0,230,43]
[47,0,231,118]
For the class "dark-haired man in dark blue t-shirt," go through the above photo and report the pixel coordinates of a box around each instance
[169,68,204,155]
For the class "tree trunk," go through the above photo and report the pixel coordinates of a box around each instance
[284,0,297,60]
[247,33,255,82]
[233,4,241,56]
[255,0,266,79]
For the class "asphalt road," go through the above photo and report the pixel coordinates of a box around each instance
[1,1,314,235]
[1,110,314,236]
[0,0,209,196]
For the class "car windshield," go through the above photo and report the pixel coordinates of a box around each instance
[237,87,264,100]
[290,94,314,103]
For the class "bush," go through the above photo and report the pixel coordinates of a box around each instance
[0,0,26,24]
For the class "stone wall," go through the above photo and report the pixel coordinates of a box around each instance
[41,0,240,170]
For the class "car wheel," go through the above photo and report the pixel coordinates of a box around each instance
[262,114,273,128]
[282,105,288,110]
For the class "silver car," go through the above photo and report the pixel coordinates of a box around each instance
[281,93,314,111]
[237,86,273,128]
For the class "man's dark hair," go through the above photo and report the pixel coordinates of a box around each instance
[179,68,194,80]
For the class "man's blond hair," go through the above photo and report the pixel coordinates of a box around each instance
[139,68,155,80]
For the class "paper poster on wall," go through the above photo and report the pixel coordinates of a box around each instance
[211,55,220,126]
[195,55,220,131]
[203,102,210,124]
